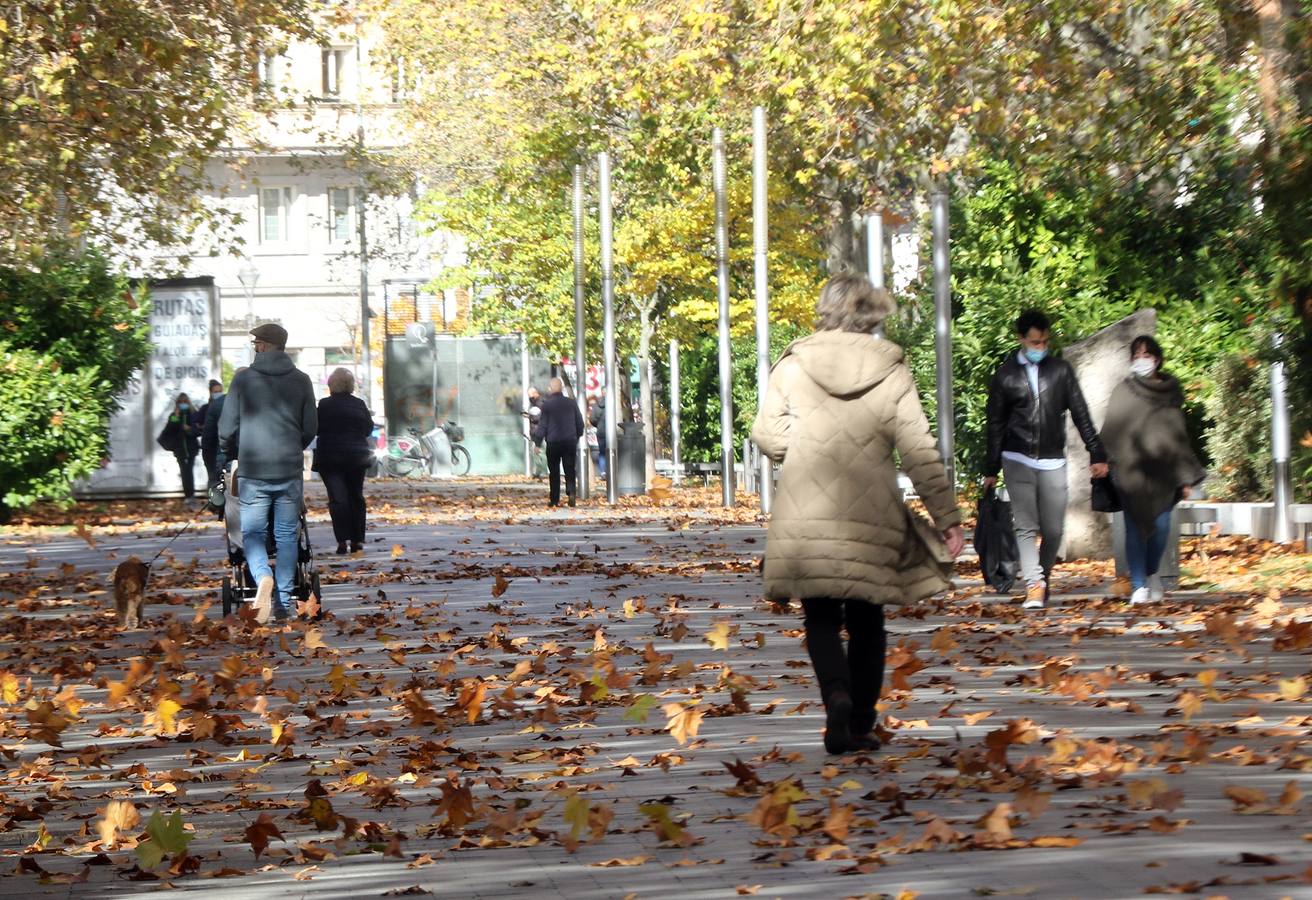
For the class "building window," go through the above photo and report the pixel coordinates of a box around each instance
[391,57,413,103]
[260,186,294,243]
[322,47,349,98]
[257,51,279,90]
[328,187,355,243]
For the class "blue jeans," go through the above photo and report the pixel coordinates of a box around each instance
[1126,508,1173,590]
[238,476,303,615]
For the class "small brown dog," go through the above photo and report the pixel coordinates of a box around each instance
[113,557,150,629]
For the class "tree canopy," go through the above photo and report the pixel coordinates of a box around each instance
[356,2,1312,485]
[0,0,315,265]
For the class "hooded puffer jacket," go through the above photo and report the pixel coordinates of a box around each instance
[751,332,960,606]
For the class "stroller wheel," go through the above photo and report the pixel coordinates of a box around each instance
[221,575,234,617]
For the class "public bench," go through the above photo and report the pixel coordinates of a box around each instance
[685,461,723,485]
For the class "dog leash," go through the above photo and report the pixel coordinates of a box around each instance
[144,502,209,570]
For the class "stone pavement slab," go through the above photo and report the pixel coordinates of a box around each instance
[0,482,1308,899]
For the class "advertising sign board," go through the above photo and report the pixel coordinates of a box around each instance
[76,278,221,497]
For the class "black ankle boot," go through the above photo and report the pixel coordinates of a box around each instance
[849,731,881,752]
[823,689,854,754]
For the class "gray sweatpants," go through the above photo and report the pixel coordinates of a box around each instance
[1002,459,1068,587]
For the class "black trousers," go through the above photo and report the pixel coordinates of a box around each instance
[801,598,887,735]
[545,441,578,505]
[320,465,368,544]
[174,450,196,498]
[202,449,218,487]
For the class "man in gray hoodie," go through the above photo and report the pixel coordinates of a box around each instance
[218,323,318,623]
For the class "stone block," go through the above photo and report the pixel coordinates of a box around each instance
[1060,308,1157,560]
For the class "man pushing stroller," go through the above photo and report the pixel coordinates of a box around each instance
[218,323,318,624]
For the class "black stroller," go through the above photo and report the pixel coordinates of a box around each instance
[213,463,322,618]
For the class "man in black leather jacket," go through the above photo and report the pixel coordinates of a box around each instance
[982,310,1108,609]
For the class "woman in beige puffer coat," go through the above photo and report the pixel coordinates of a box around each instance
[752,274,963,754]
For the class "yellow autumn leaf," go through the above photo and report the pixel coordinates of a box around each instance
[147,698,182,736]
[1278,676,1306,701]
[0,671,21,705]
[662,702,704,745]
[1197,669,1222,701]
[96,800,141,849]
[1177,690,1203,723]
[704,621,732,651]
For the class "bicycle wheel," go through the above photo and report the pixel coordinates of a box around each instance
[451,445,472,476]
[387,456,424,478]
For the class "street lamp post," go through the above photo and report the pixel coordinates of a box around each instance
[237,259,259,363]
[712,127,735,508]
[354,16,373,412]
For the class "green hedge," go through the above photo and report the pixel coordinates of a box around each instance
[0,251,150,516]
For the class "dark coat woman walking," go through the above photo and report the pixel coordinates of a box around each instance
[752,274,964,755]
[1099,336,1205,605]
[159,393,201,499]
[315,368,374,553]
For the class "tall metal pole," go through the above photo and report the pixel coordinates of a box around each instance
[520,335,531,477]
[572,164,589,501]
[866,211,885,289]
[712,127,735,507]
[1271,334,1292,542]
[599,152,619,504]
[669,339,681,486]
[866,211,886,339]
[354,17,373,411]
[752,107,772,514]
[931,190,955,488]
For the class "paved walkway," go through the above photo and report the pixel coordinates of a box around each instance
[0,481,1308,898]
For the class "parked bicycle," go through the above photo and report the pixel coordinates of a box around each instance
[442,421,471,476]
[379,423,471,477]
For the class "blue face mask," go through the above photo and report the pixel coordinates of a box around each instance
[178,403,190,411]
[1024,348,1047,364]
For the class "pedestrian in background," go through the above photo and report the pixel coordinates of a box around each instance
[585,401,601,483]
[1099,335,1206,605]
[533,377,585,507]
[525,386,545,479]
[200,379,225,487]
[590,390,608,480]
[753,274,964,755]
[158,393,201,500]
[218,323,317,624]
[982,309,1108,609]
[315,367,374,554]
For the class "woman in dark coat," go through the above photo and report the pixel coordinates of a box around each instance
[159,393,201,499]
[1099,336,1206,606]
[316,367,374,553]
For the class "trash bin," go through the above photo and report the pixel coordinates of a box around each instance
[616,421,647,496]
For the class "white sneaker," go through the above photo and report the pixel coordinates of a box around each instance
[1129,586,1151,606]
[1148,574,1165,602]
[254,575,274,624]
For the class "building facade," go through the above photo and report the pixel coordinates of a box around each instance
[149,19,463,403]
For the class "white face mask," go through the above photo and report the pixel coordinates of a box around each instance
[1130,358,1157,378]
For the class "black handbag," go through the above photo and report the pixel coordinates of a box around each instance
[156,424,180,454]
[1090,474,1122,513]
[974,486,1020,593]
